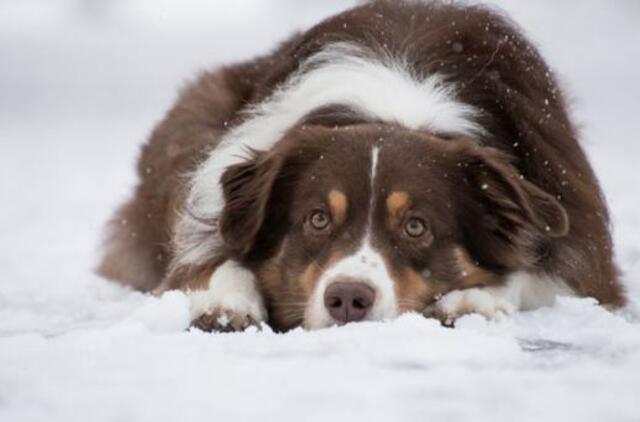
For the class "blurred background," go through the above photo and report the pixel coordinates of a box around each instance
[1,0,639,305]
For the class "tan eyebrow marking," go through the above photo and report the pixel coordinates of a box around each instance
[328,190,348,226]
[386,191,410,214]
[386,191,411,227]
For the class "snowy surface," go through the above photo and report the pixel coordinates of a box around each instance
[1,1,639,421]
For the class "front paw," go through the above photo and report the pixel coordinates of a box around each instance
[187,260,267,333]
[423,288,516,326]
[189,293,267,333]
[191,307,262,332]
[422,301,456,327]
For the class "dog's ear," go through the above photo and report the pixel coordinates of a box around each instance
[462,146,569,267]
[219,151,284,256]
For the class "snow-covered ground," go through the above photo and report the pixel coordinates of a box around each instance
[1,1,639,421]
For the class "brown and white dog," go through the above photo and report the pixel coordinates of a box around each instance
[98,1,625,331]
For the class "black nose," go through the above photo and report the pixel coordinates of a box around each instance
[324,282,375,324]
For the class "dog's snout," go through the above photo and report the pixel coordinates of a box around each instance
[324,281,375,324]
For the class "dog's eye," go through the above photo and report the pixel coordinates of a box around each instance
[404,217,426,238]
[310,210,330,230]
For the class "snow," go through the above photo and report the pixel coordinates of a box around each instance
[1,1,639,421]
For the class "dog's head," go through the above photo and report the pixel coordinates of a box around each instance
[218,124,568,330]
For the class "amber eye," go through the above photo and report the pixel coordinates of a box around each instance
[310,210,331,230]
[404,217,426,238]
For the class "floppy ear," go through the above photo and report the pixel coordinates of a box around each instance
[219,151,283,256]
[463,147,569,267]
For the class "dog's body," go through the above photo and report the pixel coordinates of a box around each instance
[99,1,625,331]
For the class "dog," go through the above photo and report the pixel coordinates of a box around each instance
[98,0,625,332]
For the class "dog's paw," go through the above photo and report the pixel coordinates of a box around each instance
[423,288,516,326]
[187,260,267,333]
[189,293,267,333]
[191,307,262,332]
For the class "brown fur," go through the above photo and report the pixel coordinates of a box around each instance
[394,268,436,313]
[99,1,625,332]
[452,246,501,288]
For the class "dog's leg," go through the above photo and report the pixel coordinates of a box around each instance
[187,260,267,332]
[423,271,574,326]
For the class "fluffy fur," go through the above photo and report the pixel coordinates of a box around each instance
[174,42,484,269]
[98,1,625,332]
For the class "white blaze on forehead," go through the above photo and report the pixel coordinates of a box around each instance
[304,145,398,329]
[369,146,380,223]
[174,42,484,266]
[370,146,380,183]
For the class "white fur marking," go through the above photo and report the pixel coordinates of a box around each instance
[174,42,484,266]
[304,241,398,329]
[370,146,380,187]
[434,271,575,321]
[368,146,380,226]
[188,260,266,323]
